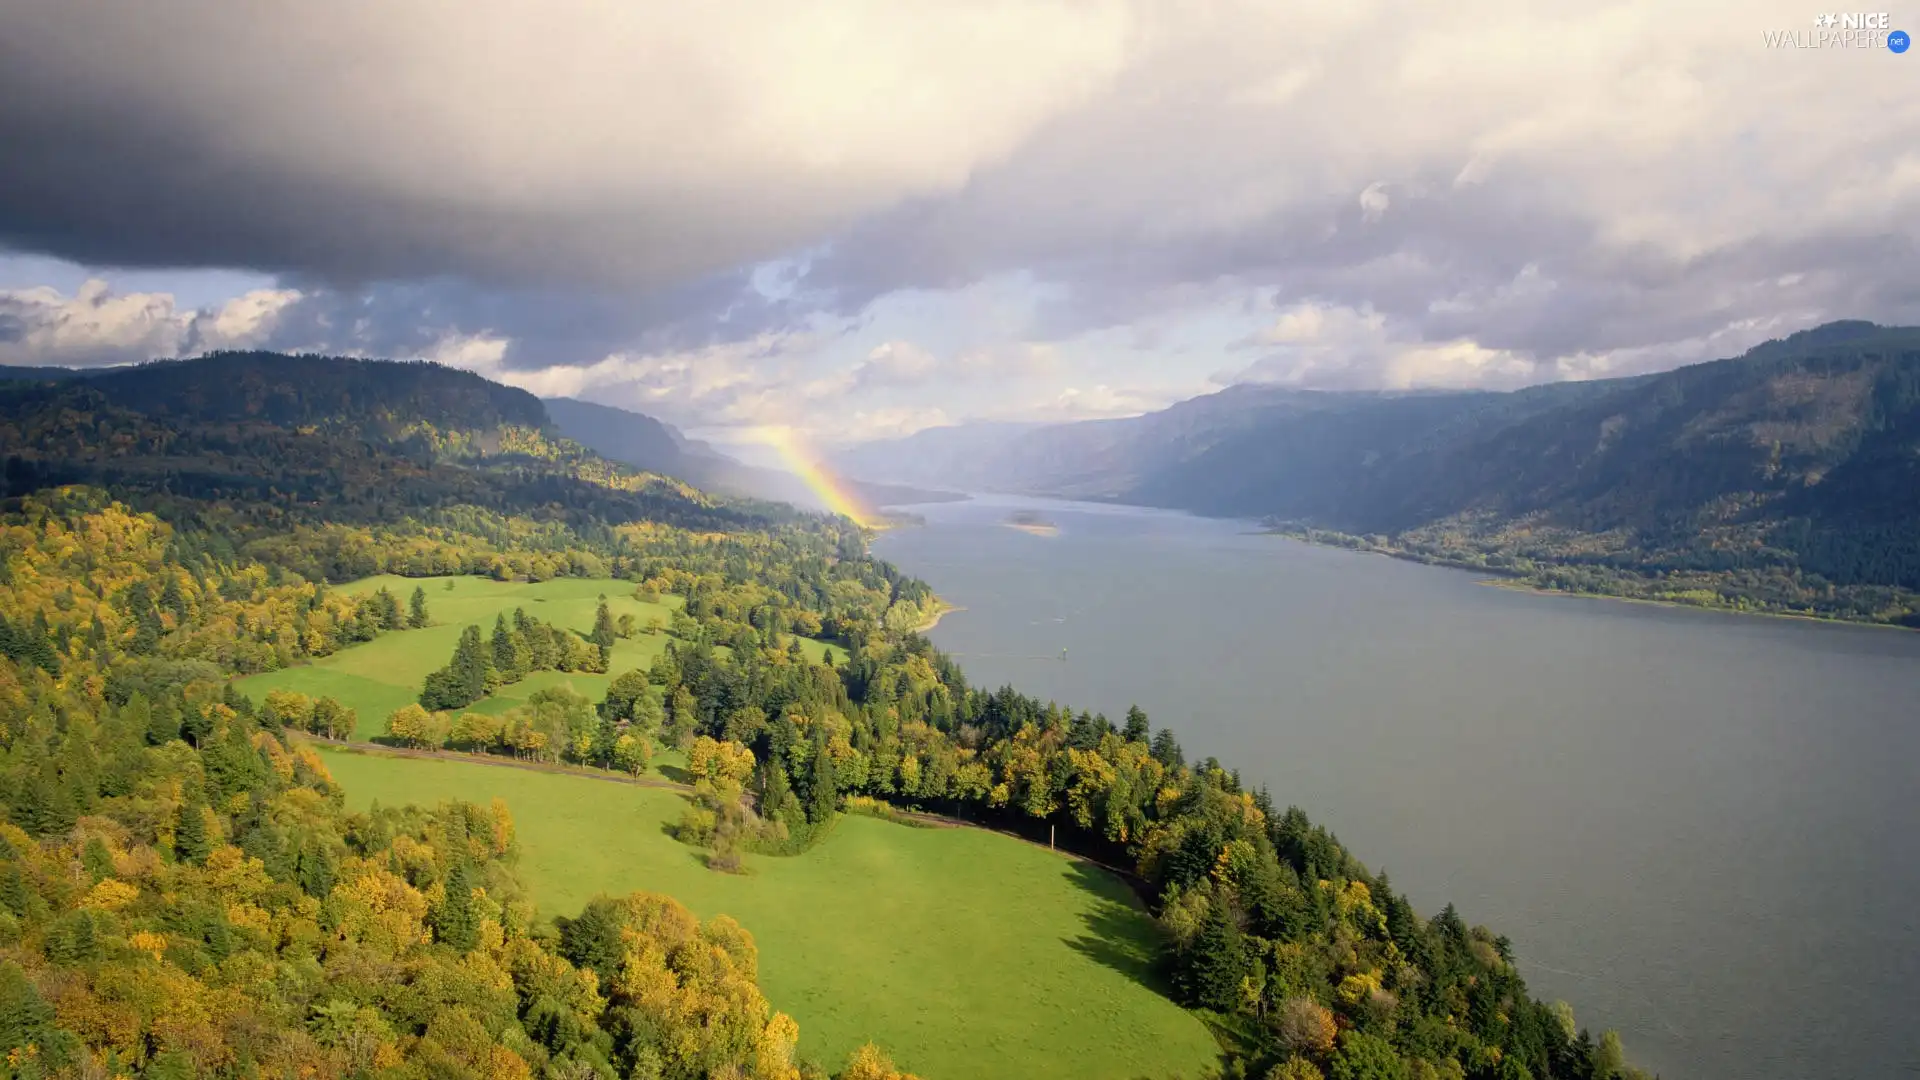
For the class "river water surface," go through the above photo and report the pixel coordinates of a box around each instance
[871,494,1920,1080]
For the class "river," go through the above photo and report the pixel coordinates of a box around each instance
[870,493,1920,1080]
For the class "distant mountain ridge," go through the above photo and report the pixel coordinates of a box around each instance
[838,321,1920,622]
[544,394,966,512]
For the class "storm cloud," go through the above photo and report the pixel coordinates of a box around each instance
[1,0,1915,438]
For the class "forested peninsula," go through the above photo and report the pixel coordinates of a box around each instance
[0,353,1651,1080]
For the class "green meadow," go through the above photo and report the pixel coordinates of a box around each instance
[322,749,1222,1080]
[236,575,841,739]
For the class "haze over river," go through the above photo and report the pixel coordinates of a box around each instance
[871,494,1920,1080]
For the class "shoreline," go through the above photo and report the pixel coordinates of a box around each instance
[1004,522,1060,537]
[1471,576,1914,631]
[1266,529,1916,633]
[915,602,963,633]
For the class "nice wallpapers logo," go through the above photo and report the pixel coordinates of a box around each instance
[1763,12,1910,50]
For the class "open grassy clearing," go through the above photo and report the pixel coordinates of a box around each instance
[321,749,1221,1080]
[236,575,841,739]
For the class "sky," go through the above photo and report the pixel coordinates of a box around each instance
[1,1,1916,449]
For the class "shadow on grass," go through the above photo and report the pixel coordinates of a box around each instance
[658,764,692,785]
[1059,860,1171,994]
[1059,862,1240,1076]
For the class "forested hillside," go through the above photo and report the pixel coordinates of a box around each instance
[0,353,789,545]
[0,351,1649,1079]
[842,322,1920,623]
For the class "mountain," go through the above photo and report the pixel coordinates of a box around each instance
[0,351,781,540]
[542,395,735,479]
[544,394,967,511]
[841,322,1920,621]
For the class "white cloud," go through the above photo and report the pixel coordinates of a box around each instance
[1031,382,1200,421]
[854,340,939,387]
[836,405,954,442]
[1358,183,1391,224]
[421,332,512,376]
[0,279,301,367]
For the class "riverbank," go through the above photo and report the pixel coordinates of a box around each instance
[915,601,962,632]
[1265,526,1918,631]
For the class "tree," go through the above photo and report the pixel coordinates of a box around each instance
[590,599,617,649]
[612,733,653,776]
[386,704,446,749]
[369,587,403,630]
[409,585,431,628]
[311,696,355,739]
[492,614,528,681]
[1123,705,1151,743]
[421,624,493,710]
[1274,996,1337,1057]
[1594,1031,1626,1078]
[174,800,211,864]
[664,686,699,748]
[0,960,75,1069]
[599,668,652,723]
[1186,898,1251,1011]
[841,1042,923,1080]
[432,862,480,952]
[1150,727,1186,769]
[22,756,77,836]
[806,733,839,824]
[1328,1031,1409,1080]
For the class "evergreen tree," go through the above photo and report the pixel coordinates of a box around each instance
[174,800,211,865]
[409,585,431,628]
[1150,727,1186,769]
[422,624,495,710]
[492,614,528,681]
[80,838,114,883]
[1185,899,1251,1012]
[370,587,402,630]
[1123,705,1151,743]
[294,838,339,899]
[590,598,617,649]
[0,960,74,1069]
[806,732,839,825]
[432,861,480,952]
[24,757,77,837]
[58,729,100,816]
[145,695,182,745]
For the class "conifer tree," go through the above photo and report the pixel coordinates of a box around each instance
[590,598,617,649]
[409,585,431,628]
[1187,899,1251,1012]
[174,800,211,865]
[807,733,839,825]
[433,861,480,952]
[492,614,528,681]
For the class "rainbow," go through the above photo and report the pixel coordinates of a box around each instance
[752,425,876,527]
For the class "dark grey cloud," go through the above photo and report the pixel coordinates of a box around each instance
[252,271,807,371]
[0,0,1127,289]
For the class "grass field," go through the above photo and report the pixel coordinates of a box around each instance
[322,750,1222,1080]
[235,575,842,739]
